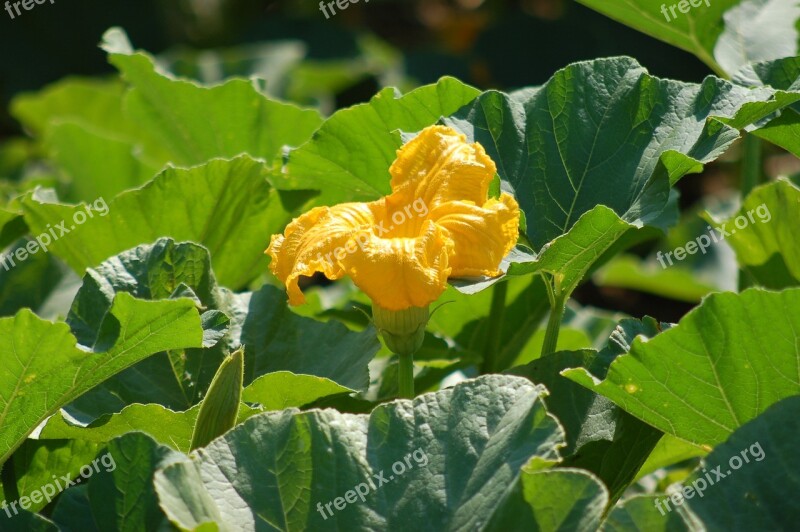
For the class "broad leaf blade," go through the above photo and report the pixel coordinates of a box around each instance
[564,288,800,447]
[20,156,299,289]
[0,292,204,465]
[154,375,564,531]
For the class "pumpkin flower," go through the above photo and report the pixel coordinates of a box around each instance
[267,125,519,393]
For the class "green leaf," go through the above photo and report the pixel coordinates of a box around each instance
[487,469,608,532]
[241,372,354,411]
[64,238,229,417]
[445,56,800,298]
[39,403,261,454]
[508,317,667,502]
[704,179,800,288]
[447,56,798,250]
[41,404,201,453]
[594,254,725,303]
[50,485,99,532]
[576,0,800,76]
[284,76,480,204]
[44,123,159,202]
[100,28,323,169]
[0,291,204,465]
[3,439,100,513]
[20,156,301,289]
[0,507,58,531]
[47,433,186,532]
[190,348,244,451]
[11,78,131,137]
[234,284,380,391]
[564,288,800,448]
[677,395,800,529]
[635,434,706,481]
[38,372,348,453]
[713,0,800,77]
[153,375,564,531]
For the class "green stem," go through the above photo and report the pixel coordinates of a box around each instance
[398,353,415,399]
[739,133,762,291]
[741,133,762,198]
[540,276,567,357]
[483,281,508,373]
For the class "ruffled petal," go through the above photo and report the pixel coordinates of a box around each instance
[430,193,520,277]
[266,202,380,305]
[340,220,453,310]
[387,126,496,218]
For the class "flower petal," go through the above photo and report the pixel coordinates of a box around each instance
[341,221,453,310]
[431,193,520,277]
[266,202,380,305]
[387,125,496,216]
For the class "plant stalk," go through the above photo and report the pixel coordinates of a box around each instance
[741,133,762,198]
[540,275,566,357]
[398,353,415,399]
[483,281,508,373]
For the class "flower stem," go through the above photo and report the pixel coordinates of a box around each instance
[398,353,415,399]
[483,280,508,373]
[540,275,566,357]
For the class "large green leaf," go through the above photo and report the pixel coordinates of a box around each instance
[153,375,564,531]
[43,123,159,202]
[564,288,800,447]
[704,179,800,288]
[607,396,800,530]
[11,78,131,137]
[0,291,204,465]
[677,395,800,528]
[447,56,798,250]
[100,28,323,169]
[20,156,302,289]
[444,56,800,298]
[284,76,480,205]
[576,0,800,76]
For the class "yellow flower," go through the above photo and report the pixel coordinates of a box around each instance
[266,125,520,312]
